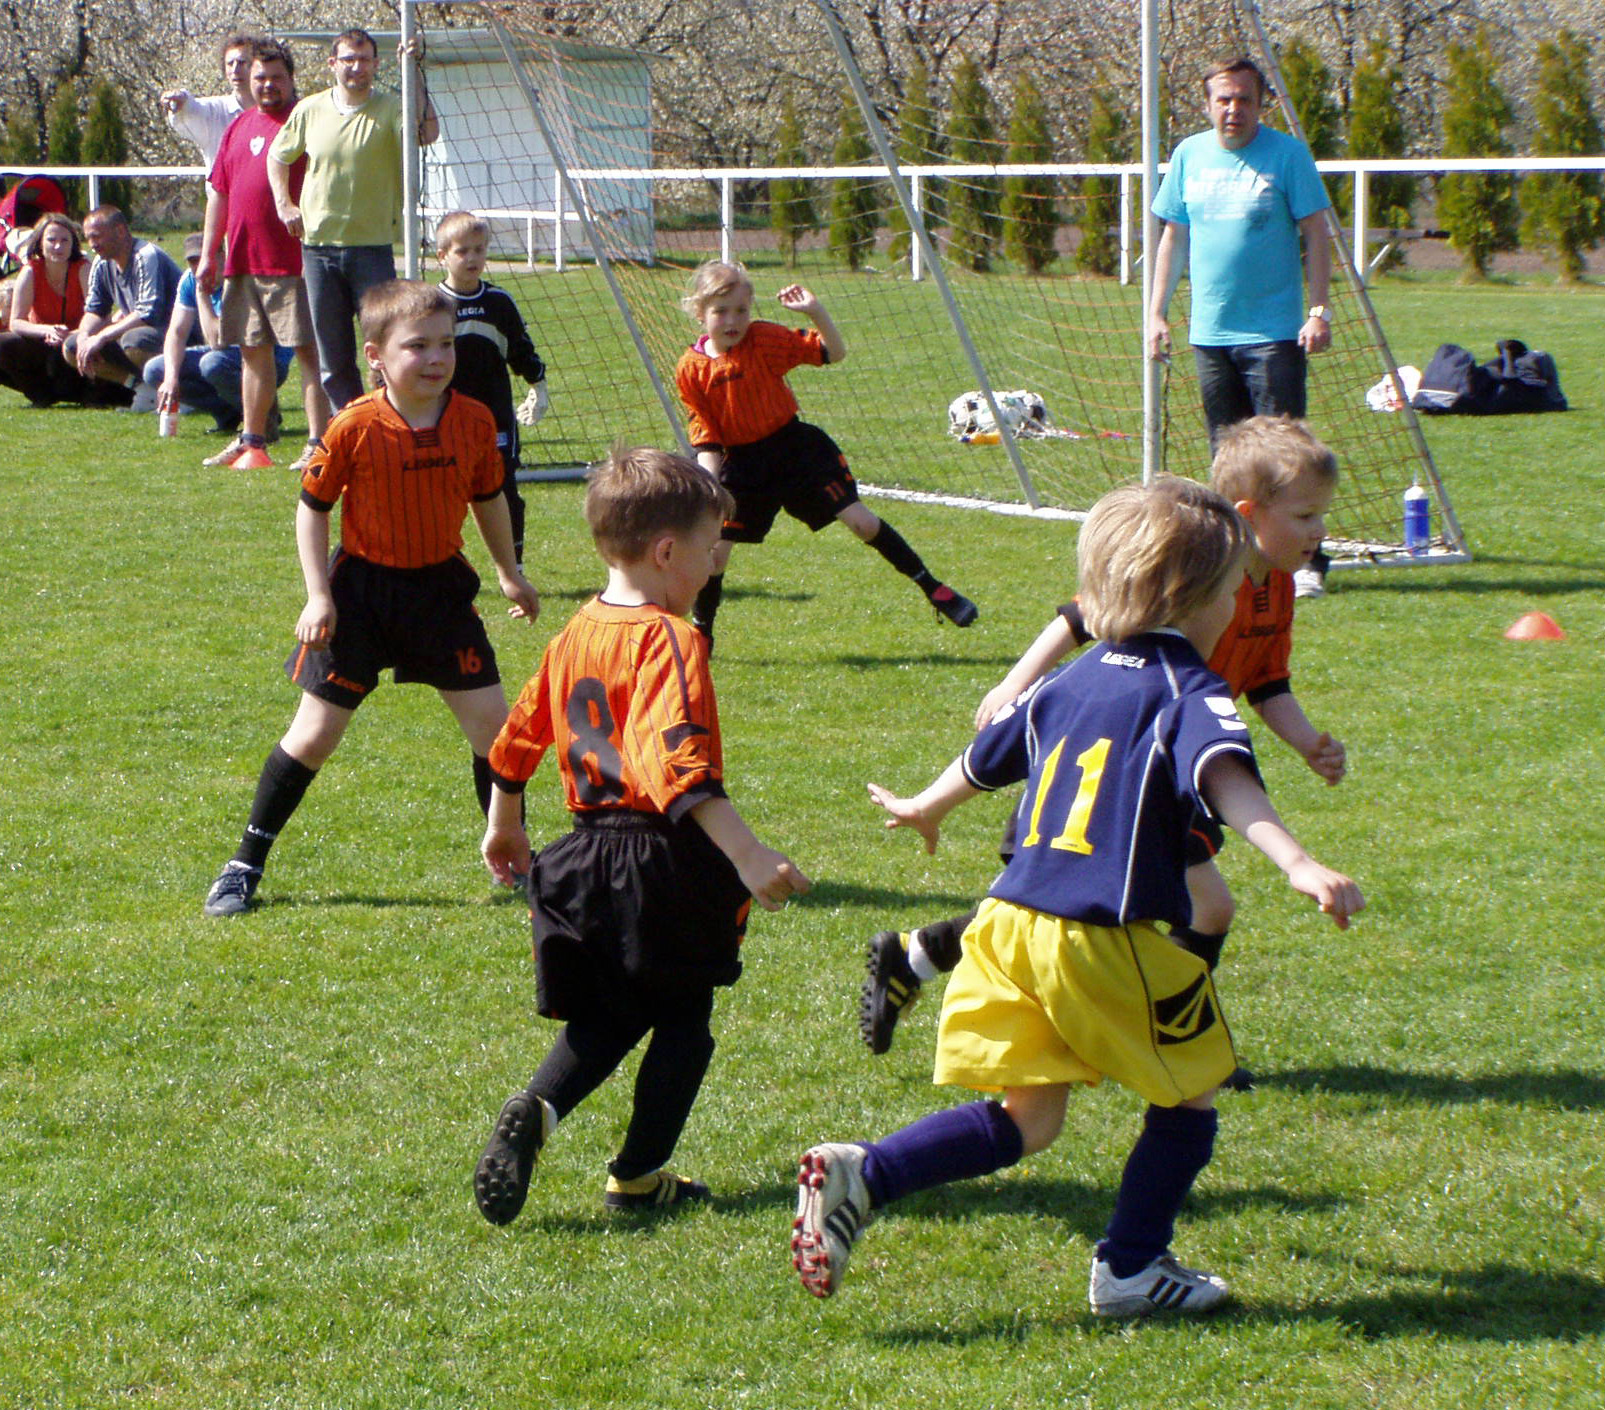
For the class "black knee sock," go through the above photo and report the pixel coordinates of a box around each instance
[1098,1104,1218,1276]
[234,744,318,871]
[1174,926,1228,972]
[867,521,932,588]
[917,910,975,972]
[612,1014,717,1181]
[692,572,724,630]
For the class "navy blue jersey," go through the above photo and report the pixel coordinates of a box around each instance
[962,630,1257,929]
[442,279,545,468]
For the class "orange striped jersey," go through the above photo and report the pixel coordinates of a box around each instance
[674,321,827,449]
[1208,569,1294,702]
[1059,567,1295,704]
[489,598,727,820]
[299,389,504,568]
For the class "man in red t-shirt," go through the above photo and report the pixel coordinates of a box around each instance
[198,39,330,471]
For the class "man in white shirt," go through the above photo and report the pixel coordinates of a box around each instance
[162,32,261,168]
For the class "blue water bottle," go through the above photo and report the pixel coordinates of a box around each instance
[1403,483,1430,556]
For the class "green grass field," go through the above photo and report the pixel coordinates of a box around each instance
[2,275,1602,1409]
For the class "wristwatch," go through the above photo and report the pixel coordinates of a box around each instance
[1308,305,1330,321]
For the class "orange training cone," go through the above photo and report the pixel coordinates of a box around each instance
[1504,611,1566,641]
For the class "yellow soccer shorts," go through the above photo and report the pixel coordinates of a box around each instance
[932,897,1237,1106]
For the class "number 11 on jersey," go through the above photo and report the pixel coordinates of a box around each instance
[1020,736,1111,855]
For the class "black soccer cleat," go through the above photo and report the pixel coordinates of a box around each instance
[860,930,922,1054]
[474,1092,557,1225]
[928,583,979,627]
[203,861,262,917]
[603,1170,711,1211]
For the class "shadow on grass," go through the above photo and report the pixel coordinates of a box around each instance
[831,651,1009,670]
[1332,565,1605,597]
[255,890,521,911]
[869,1260,1605,1345]
[792,878,982,913]
[1258,1062,1605,1110]
[1246,1261,1605,1342]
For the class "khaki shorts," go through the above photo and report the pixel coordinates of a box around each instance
[932,897,1237,1106]
[221,274,314,350]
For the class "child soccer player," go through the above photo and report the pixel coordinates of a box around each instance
[791,476,1363,1315]
[473,445,810,1221]
[202,280,540,916]
[861,417,1345,1061]
[435,211,548,566]
[674,259,978,642]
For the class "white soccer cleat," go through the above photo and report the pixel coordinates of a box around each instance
[1089,1252,1230,1317]
[791,1142,873,1298]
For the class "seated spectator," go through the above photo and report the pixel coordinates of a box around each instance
[62,205,182,409]
[0,214,99,407]
[145,231,290,435]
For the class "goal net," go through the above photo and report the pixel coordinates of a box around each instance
[404,0,1465,563]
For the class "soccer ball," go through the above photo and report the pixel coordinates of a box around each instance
[947,388,1050,439]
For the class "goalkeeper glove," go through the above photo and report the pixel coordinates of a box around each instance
[516,380,549,427]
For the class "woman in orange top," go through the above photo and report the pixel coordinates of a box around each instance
[0,213,97,406]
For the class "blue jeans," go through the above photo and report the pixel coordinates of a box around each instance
[143,345,293,428]
[301,244,397,411]
[1192,341,1307,451]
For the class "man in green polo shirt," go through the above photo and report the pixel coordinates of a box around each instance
[267,26,437,410]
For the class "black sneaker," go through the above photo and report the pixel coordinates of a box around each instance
[603,1170,710,1211]
[203,861,261,917]
[474,1092,557,1225]
[928,584,978,627]
[860,930,921,1054]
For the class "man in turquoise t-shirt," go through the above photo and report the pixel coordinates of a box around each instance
[267,26,437,411]
[1148,56,1335,595]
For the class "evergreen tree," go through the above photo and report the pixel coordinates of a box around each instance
[1075,85,1130,277]
[828,92,879,269]
[82,79,132,214]
[1276,36,1344,213]
[887,59,944,263]
[945,55,1001,272]
[46,83,83,215]
[1347,38,1416,273]
[1438,28,1518,280]
[769,91,816,269]
[1520,31,1604,283]
[1001,74,1058,272]
[0,108,41,167]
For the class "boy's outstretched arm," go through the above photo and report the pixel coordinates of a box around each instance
[975,614,1079,730]
[867,756,982,855]
[689,796,810,911]
[469,495,541,622]
[777,284,847,364]
[1201,753,1364,928]
[1255,692,1346,784]
[480,782,532,885]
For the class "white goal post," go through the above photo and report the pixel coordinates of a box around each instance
[396,0,1467,568]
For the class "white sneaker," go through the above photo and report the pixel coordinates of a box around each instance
[1293,565,1327,600]
[1089,1252,1229,1317]
[287,438,321,474]
[791,1142,874,1297]
[202,435,245,468]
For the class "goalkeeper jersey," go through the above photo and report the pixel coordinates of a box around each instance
[675,321,827,449]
